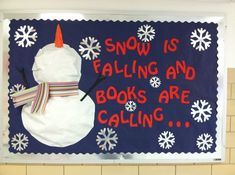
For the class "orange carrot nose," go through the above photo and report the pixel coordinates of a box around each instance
[54,24,64,48]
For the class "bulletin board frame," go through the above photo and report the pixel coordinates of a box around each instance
[0,10,227,164]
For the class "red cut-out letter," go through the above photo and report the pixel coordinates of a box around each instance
[176,60,186,74]
[142,114,152,128]
[148,61,158,75]
[116,42,126,55]
[124,64,133,78]
[117,90,127,104]
[137,90,147,104]
[105,38,115,52]
[166,66,177,79]
[137,42,150,56]
[97,110,108,124]
[138,66,148,79]
[120,110,129,124]
[185,66,196,80]
[92,59,101,74]
[102,63,113,76]
[169,86,180,99]
[153,107,164,121]
[126,36,137,50]
[168,38,179,52]
[158,90,169,104]
[108,114,119,128]
[127,86,137,100]
[163,38,179,53]
[114,60,124,74]
[130,113,138,127]
[163,40,169,54]
[106,86,118,100]
[96,90,106,104]
[181,90,190,104]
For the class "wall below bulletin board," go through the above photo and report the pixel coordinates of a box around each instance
[0,0,235,174]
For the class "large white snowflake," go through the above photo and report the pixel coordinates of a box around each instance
[196,133,213,151]
[9,84,26,94]
[190,28,211,51]
[79,37,101,60]
[137,24,155,42]
[191,100,212,123]
[11,133,29,151]
[125,100,137,112]
[14,25,38,47]
[158,131,175,149]
[149,76,161,88]
[96,128,118,151]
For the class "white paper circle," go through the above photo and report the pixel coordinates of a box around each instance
[32,43,82,83]
[22,90,95,147]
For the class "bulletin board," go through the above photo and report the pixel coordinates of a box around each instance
[0,11,226,163]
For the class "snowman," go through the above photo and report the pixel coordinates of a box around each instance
[17,24,95,147]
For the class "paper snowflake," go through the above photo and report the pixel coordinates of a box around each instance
[190,28,211,51]
[137,24,155,42]
[196,133,213,151]
[158,131,175,149]
[79,37,101,60]
[14,25,38,47]
[96,128,118,151]
[125,100,137,112]
[9,84,26,94]
[11,133,29,151]
[149,76,161,88]
[191,100,212,123]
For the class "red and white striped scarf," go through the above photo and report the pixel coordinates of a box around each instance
[11,82,79,113]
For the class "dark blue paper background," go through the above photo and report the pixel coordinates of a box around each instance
[9,20,218,154]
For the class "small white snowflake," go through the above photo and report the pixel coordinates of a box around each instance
[190,28,211,51]
[9,84,26,95]
[158,131,175,149]
[196,133,213,151]
[11,133,29,151]
[149,76,161,88]
[96,128,118,151]
[191,100,212,123]
[79,37,101,60]
[14,25,38,47]
[137,24,155,42]
[125,100,137,112]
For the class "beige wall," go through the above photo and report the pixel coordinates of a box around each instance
[0,69,234,175]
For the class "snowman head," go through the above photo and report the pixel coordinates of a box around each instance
[32,24,81,83]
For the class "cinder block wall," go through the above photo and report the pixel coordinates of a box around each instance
[0,68,234,175]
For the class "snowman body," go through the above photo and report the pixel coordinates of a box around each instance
[22,44,95,147]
